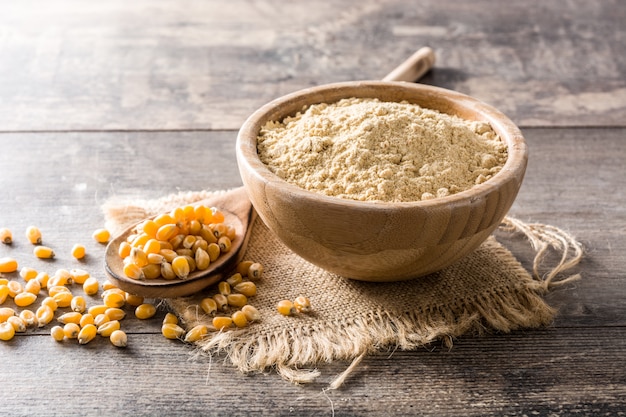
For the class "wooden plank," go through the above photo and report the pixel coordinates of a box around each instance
[1,328,624,416]
[0,0,624,131]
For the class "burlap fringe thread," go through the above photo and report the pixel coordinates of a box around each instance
[104,190,583,389]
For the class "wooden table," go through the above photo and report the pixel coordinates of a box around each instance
[1,1,624,415]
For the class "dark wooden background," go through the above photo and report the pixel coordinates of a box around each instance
[0,1,624,416]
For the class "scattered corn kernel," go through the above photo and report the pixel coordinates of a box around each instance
[233,281,257,297]
[0,285,8,304]
[70,296,86,313]
[217,236,231,253]
[33,246,55,259]
[241,305,260,322]
[227,293,248,308]
[19,267,38,281]
[135,303,156,320]
[88,304,108,317]
[226,273,243,287]
[80,313,95,328]
[0,257,18,273]
[277,300,296,316]
[48,285,70,298]
[294,296,312,313]
[64,323,81,339]
[200,298,217,316]
[25,226,42,245]
[103,291,125,309]
[231,311,248,328]
[218,281,231,296]
[212,316,233,331]
[118,241,132,258]
[171,256,190,279]
[69,269,90,285]
[14,292,37,307]
[213,294,228,312]
[83,277,100,296]
[247,263,263,281]
[36,305,54,327]
[51,325,65,342]
[125,293,144,307]
[78,324,97,344]
[161,323,185,339]
[184,324,208,343]
[97,320,120,337]
[71,244,86,260]
[110,330,127,348]
[105,308,126,321]
[94,313,111,327]
[163,312,178,325]
[36,272,50,289]
[41,297,58,312]
[57,312,82,325]
[52,291,73,308]
[92,228,110,244]
[0,307,16,322]
[8,315,27,332]
[7,280,23,297]
[19,309,37,327]
[24,279,41,295]
[0,228,12,244]
[102,280,119,291]
[0,322,16,341]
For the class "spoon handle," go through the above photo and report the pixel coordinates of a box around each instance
[382,47,435,82]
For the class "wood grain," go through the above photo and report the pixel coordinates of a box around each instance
[0,0,624,131]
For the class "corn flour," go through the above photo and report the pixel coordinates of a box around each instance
[257,98,508,202]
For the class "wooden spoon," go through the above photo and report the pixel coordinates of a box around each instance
[104,186,256,298]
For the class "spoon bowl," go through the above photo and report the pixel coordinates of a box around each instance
[104,187,255,298]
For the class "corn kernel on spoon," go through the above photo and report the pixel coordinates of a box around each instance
[104,186,256,298]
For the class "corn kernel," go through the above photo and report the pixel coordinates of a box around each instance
[103,291,125,309]
[207,243,220,262]
[123,262,144,280]
[147,253,164,265]
[226,273,243,287]
[172,256,190,279]
[24,279,41,295]
[130,247,148,268]
[241,305,261,322]
[277,300,296,316]
[48,285,70,297]
[192,237,208,253]
[227,293,248,308]
[235,261,254,277]
[199,225,218,244]
[71,244,86,260]
[36,305,54,327]
[231,311,248,328]
[7,280,23,298]
[163,312,178,325]
[0,322,16,341]
[161,323,185,339]
[33,245,55,259]
[0,285,8,305]
[140,219,159,238]
[78,324,97,344]
[83,277,100,296]
[218,281,231,296]
[14,292,37,307]
[70,296,87,313]
[217,236,231,253]
[97,320,120,337]
[88,304,108,316]
[19,309,37,327]
[94,313,111,327]
[110,330,127,348]
[200,298,217,316]
[135,303,156,320]
[155,224,179,242]
[213,294,228,312]
[212,316,233,331]
[142,263,161,280]
[36,272,50,289]
[118,241,132,258]
[212,223,227,239]
[0,278,7,286]
[159,249,178,263]
[52,291,73,308]
[125,292,144,307]
[25,226,42,245]
[154,213,175,227]
[64,323,81,339]
[184,324,208,343]
[0,228,12,245]
[160,262,176,280]
[57,312,82,325]
[233,281,257,297]
[169,234,185,250]
[20,267,38,281]
[0,307,16,322]
[41,297,58,312]
[247,263,263,281]
[294,296,312,313]
[105,308,126,321]
[80,313,95,327]
[130,233,150,249]
[0,284,10,304]
[101,280,119,291]
[0,257,18,273]
[69,269,90,285]
[7,315,26,332]
[92,228,110,244]
[51,325,65,341]
[194,248,210,270]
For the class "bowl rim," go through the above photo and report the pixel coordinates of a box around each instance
[236,80,527,209]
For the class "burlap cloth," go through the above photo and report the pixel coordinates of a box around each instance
[104,189,582,388]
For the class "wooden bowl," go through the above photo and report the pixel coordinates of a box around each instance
[236,81,527,281]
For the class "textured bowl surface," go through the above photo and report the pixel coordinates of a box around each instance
[236,81,527,281]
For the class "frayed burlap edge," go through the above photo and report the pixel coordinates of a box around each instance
[103,190,583,388]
